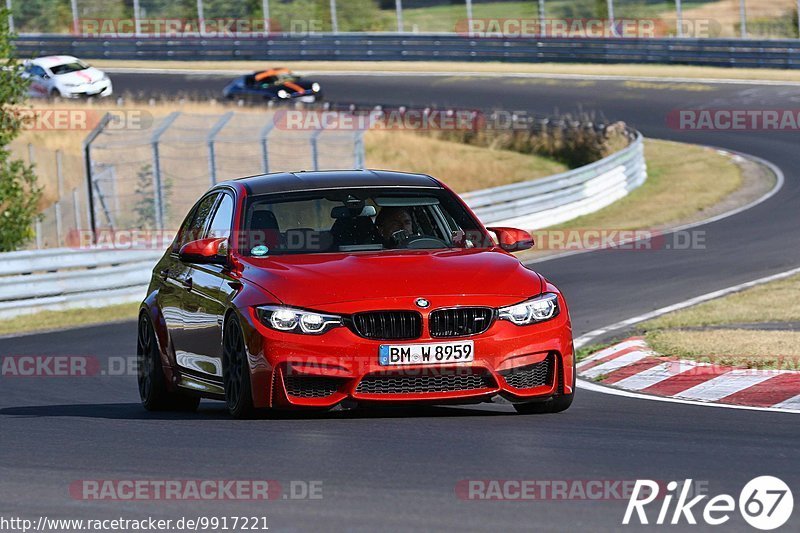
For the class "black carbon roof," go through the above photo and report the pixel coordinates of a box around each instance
[228,169,442,195]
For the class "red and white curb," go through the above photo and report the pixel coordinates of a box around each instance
[578,337,800,411]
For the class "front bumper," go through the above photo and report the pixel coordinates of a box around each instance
[242,306,574,410]
[61,81,113,98]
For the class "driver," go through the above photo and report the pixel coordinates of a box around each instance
[375,207,414,245]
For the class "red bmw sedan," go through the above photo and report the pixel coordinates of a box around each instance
[137,170,575,418]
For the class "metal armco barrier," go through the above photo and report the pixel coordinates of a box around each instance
[463,132,646,229]
[13,34,800,69]
[0,248,162,319]
[0,131,646,319]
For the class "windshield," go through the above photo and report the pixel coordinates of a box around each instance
[240,188,487,256]
[50,60,90,75]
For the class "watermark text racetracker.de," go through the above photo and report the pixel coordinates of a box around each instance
[1,516,269,532]
[64,228,708,253]
[11,109,152,132]
[68,479,322,501]
[455,18,722,39]
[668,109,800,131]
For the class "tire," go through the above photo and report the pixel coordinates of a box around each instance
[137,313,200,412]
[222,315,257,419]
[513,355,576,415]
[49,89,62,99]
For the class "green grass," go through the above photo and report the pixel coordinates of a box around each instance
[0,303,140,337]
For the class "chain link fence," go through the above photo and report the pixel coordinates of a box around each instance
[84,108,366,234]
[14,144,89,250]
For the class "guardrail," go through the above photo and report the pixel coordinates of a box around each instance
[463,132,646,229]
[0,131,647,320]
[0,248,161,320]
[13,34,800,69]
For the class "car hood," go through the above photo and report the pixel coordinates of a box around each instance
[238,249,542,308]
[56,67,105,85]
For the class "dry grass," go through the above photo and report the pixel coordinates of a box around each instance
[90,59,800,84]
[556,139,742,231]
[647,329,800,369]
[666,0,796,38]
[644,274,800,329]
[0,303,139,337]
[641,274,800,368]
[365,130,567,193]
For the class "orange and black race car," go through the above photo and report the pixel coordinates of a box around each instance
[222,67,323,103]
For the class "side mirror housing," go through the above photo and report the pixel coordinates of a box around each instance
[179,237,229,265]
[487,227,534,252]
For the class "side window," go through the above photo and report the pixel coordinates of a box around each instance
[206,194,234,239]
[173,193,220,252]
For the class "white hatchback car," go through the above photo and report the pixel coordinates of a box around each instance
[23,56,113,98]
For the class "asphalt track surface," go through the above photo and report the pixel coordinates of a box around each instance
[2,72,799,532]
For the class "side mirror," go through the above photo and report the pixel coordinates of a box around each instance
[487,227,534,252]
[179,237,229,265]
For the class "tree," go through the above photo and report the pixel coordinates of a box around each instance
[0,7,42,252]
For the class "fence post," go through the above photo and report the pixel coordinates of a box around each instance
[35,220,42,250]
[310,125,326,171]
[538,0,545,36]
[133,0,141,36]
[70,0,79,34]
[465,0,473,36]
[55,150,64,247]
[353,130,365,169]
[329,0,338,34]
[739,0,747,38]
[607,0,617,37]
[27,143,34,165]
[196,0,206,36]
[675,0,683,37]
[207,112,234,186]
[259,119,275,174]
[5,0,13,34]
[395,0,403,32]
[72,188,81,231]
[262,0,270,32]
[150,111,180,230]
[82,112,112,243]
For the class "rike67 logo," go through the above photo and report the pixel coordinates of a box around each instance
[624,476,793,530]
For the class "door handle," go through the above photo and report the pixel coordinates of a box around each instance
[180,277,193,291]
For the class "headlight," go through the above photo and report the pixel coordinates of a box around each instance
[277,89,289,98]
[256,306,342,335]
[498,293,560,326]
[311,82,321,92]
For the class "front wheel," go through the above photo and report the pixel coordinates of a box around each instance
[222,316,257,419]
[137,314,200,412]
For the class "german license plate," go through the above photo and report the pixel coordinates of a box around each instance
[379,341,474,366]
